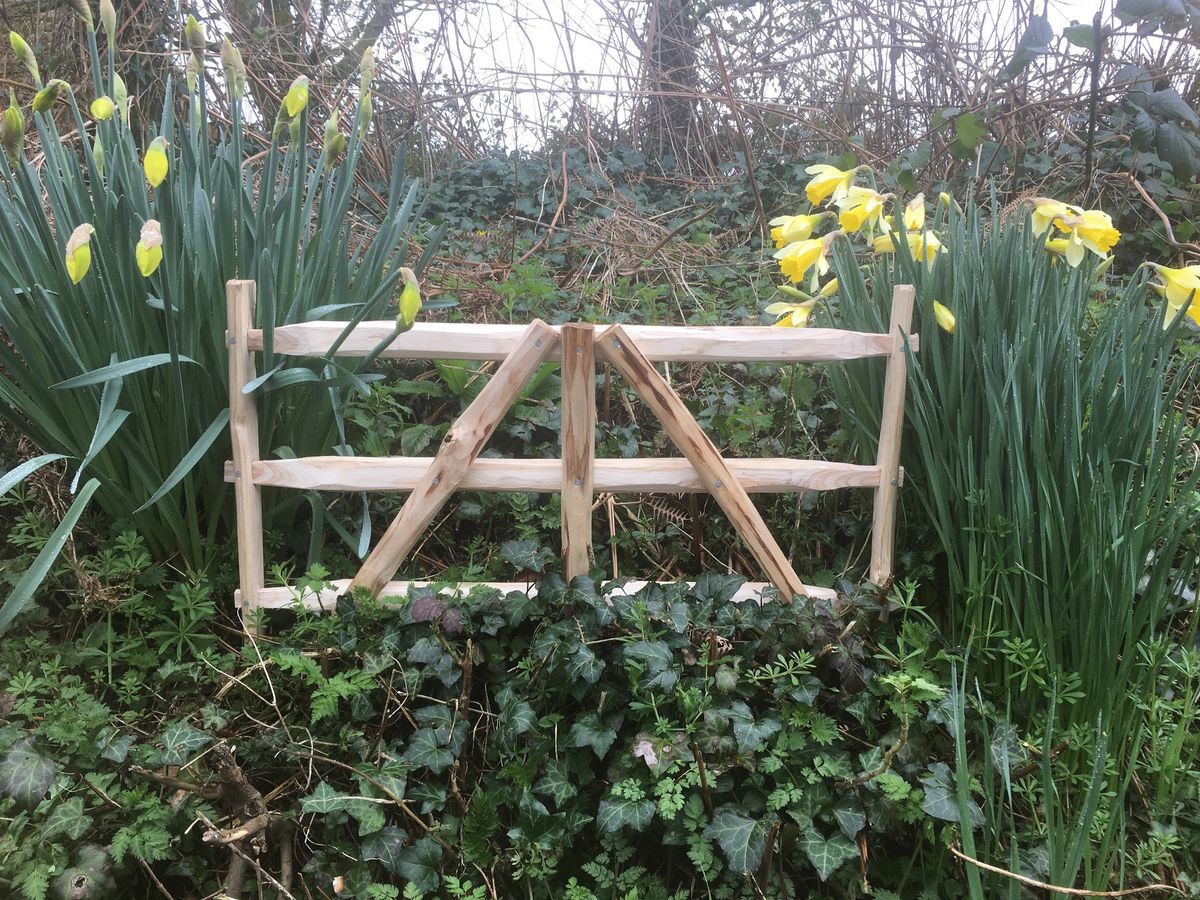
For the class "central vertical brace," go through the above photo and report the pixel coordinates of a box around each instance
[597,325,809,601]
[868,285,915,587]
[560,324,596,580]
[349,320,560,596]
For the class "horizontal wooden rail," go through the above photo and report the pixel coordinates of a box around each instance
[223,457,895,493]
[251,322,918,363]
[237,579,840,611]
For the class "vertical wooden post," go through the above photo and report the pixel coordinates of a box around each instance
[227,280,265,635]
[561,324,595,580]
[868,284,916,587]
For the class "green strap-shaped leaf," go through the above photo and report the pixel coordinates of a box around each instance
[0,478,100,633]
[0,454,67,498]
[136,408,231,512]
[51,353,198,389]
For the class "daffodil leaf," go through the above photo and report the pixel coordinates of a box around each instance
[51,353,198,389]
[0,454,66,498]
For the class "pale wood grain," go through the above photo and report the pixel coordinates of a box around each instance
[254,321,918,363]
[223,456,889,493]
[560,324,595,580]
[239,579,839,610]
[868,285,916,587]
[596,324,809,601]
[226,281,265,636]
[349,320,560,596]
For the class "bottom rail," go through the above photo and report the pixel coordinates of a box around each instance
[236,579,839,610]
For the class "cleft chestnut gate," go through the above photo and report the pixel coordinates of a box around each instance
[225,280,917,631]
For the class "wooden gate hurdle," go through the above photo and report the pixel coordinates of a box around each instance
[225,281,917,622]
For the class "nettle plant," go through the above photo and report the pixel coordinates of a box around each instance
[0,7,439,567]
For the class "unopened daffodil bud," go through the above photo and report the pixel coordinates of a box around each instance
[183,15,205,58]
[2,90,25,163]
[221,39,245,103]
[9,31,40,84]
[90,95,114,120]
[360,46,376,97]
[65,223,96,283]
[358,90,372,139]
[69,0,94,30]
[817,277,839,298]
[32,79,69,113]
[322,112,345,164]
[186,54,202,94]
[283,75,309,118]
[136,219,163,277]
[92,134,104,174]
[143,136,169,188]
[397,268,421,329]
[99,0,116,42]
[113,73,128,118]
[932,301,956,334]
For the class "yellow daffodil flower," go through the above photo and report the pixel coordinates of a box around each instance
[768,212,829,249]
[836,186,889,233]
[136,219,163,277]
[1044,237,1069,259]
[932,301,956,334]
[65,223,95,283]
[1149,264,1200,329]
[284,75,309,118]
[903,194,925,230]
[804,164,857,206]
[90,96,114,121]
[398,267,422,328]
[773,233,835,284]
[765,298,818,328]
[873,229,943,263]
[1030,197,1083,236]
[143,136,169,188]
[1054,209,1120,267]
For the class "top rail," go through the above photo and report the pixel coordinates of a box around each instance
[250,322,919,363]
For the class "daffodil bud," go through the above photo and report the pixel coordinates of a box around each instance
[358,90,372,140]
[221,39,245,102]
[113,73,128,118]
[32,79,68,114]
[932,301,956,334]
[9,32,40,85]
[283,75,309,118]
[70,0,94,30]
[186,54,202,95]
[99,0,116,42]
[183,15,205,59]
[65,223,96,284]
[90,95,114,120]
[136,219,163,277]
[143,136,169,188]
[2,90,25,163]
[359,46,375,97]
[322,112,346,164]
[92,134,104,175]
[397,268,422,329]
[818,277,840,298]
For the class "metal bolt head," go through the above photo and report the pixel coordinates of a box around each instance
[574,477,582,486]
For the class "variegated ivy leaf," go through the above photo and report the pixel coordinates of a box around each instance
[799,827,858,881]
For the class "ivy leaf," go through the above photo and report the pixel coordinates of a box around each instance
[920,762,982,826]
[0,737,56,806]
[95,728,134,764]
[798,828,858,881]
[41,797,93,841]
[690,574,744,602]
[1138,88,1200,129]
[703,808,765,873]
[1156,122,1200,182]
[405,727,456,773]
[496,686,537,737]
[158,721,211,766]
[998,15,1053,82]
[395,835,443,892]
[567,643,604,684]
[1063,22,1097,49]
[360,826,408,874]
[727,701,781,753]
[346,799,386,836]
[499,539,554,573]
[567,713,617,759]
[596,796,655,833]
[300,781,354,814]
[534,759,577,807]
[833,802,866,839]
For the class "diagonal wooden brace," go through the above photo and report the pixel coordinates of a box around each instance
[349,319,560,596]
[596,324,809,601]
